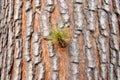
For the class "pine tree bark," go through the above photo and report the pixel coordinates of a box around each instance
[0,0,120,80]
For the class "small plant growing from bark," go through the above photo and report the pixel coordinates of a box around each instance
[47,27,69,48]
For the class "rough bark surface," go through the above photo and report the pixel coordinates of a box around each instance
[0,0,120,80]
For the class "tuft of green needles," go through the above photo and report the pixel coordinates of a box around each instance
[47,27,68,48]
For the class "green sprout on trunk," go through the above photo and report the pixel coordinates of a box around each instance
[47,27,69,48]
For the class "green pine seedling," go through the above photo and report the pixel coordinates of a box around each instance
[47,27,69,48]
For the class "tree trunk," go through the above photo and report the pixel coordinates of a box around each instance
[0,0,120,80]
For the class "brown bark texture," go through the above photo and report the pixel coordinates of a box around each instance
[0,0,120,80]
